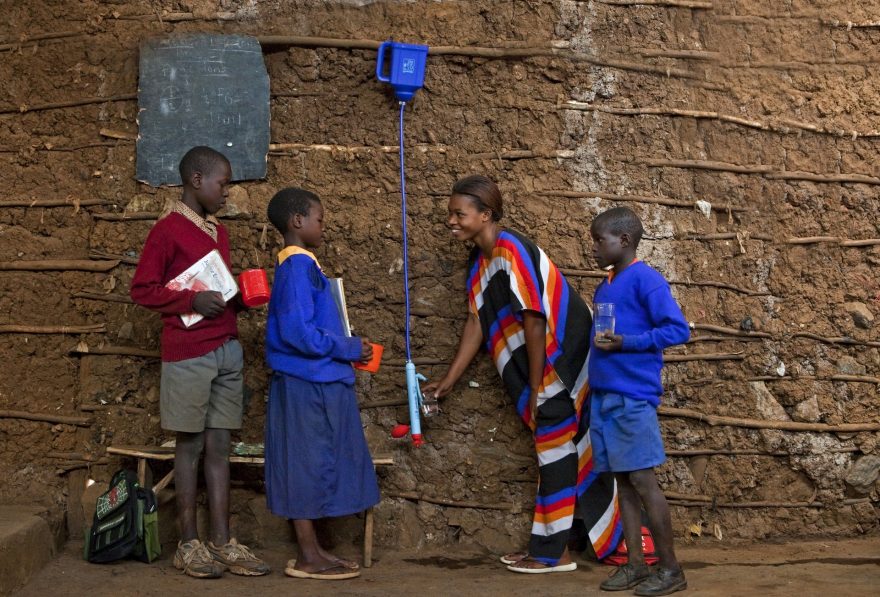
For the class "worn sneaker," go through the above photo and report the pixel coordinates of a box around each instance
[634,567,687,596]
[599,562,651,591]
[173,539,226,579]
[206,538,271,576]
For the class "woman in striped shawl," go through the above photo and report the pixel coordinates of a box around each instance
[424,175,621,573]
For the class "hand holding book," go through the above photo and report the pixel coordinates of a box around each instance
[192,291,227,318]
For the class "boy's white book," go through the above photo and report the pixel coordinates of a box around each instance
[166,249,238,327]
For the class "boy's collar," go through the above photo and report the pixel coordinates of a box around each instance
[173,201,218,240]
[607,258,639,283]
[277,245,322,271]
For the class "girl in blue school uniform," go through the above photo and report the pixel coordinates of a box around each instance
[264,187,380,580]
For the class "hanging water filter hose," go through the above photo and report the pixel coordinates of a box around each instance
[375,40,433,447]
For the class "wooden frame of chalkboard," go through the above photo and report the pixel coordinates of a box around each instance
[136,34,270,186]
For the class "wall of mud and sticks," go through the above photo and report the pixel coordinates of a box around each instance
[1,0,878,553]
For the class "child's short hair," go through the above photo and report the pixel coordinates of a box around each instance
[592,206,644,245]
[267,187,321,234]
[452,174,504,222]
[179,146,230,183]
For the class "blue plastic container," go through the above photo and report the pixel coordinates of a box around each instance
[376,41,429,102]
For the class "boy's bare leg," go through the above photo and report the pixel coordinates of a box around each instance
[175,431,204,541]
[629,468,680,570]
[615,472,648,565]
[203,427,231,545]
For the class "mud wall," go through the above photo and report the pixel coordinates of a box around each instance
[0,0,877,551]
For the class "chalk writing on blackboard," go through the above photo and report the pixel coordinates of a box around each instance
[136,34,270,186]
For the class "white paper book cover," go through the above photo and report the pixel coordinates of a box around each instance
[166,249,238,327]
[328,278,352,337]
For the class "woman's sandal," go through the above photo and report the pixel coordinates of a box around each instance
[499,552,528,565]
[506,555,578,574]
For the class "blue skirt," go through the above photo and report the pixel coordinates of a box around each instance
[265,373,380,520]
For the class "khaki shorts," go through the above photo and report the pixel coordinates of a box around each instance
[160,339,244,433]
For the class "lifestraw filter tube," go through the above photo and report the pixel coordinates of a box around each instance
[405,361,426,447]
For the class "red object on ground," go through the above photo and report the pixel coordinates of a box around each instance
[239,268,270,307]
[391,424,410,438]
[353,343,384,373]
[602,526,659,566]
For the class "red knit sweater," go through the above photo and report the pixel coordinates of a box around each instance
[130,211,238,362]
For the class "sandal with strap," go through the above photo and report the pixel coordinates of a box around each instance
[506,555,577,574]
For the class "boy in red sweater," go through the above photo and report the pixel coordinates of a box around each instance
[131,146,269,579]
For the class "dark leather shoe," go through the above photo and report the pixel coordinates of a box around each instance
[599,562,651,591]
[634,567,687,596]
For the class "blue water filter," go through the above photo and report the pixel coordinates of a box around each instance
[376,40,429,102]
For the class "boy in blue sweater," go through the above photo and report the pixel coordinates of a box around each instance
[264,187,380,580]
[588,207,690,595]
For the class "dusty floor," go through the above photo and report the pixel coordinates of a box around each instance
[16,535,880,597]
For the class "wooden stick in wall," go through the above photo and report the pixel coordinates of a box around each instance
[667,499,824,509]
[0,30,84,52]
[0,94,137,115]
[690,323,772,339]
[0,259,119,272]
[386,491,516,512]
[79,404,147,415]
[659,406,880,432]
[664,352,745,362]
[689,335,764,343]
[542,189,746,212]
[88,251,139,266]
[70,345,160,358]
[561,101,880,139]
[270,142,448,154]
[72,292,133,304]
[665,447,859,457]
[0,198,113,208]
[0,142,121,153]
[766,171,880,184]
[0,324,105,334]
[685,232,774,241]
[792,333,880,348]
[109,12,238,22]
[98,128,137,141]
[259,35,717,84]
[686,234,880,247]
[595,0,714,7]
[0,409,92,426]
[560,270,768,296]
[558,268,606,279]
[92,212,161,222]
[670,280,769,296]
[637,158,775,174]
[639,49,719,60]
[748,374,880,384]
[786,237,880,247]
[823,19,880,28]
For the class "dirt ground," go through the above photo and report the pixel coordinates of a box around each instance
[16,535,880,597]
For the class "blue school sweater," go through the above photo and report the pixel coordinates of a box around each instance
[265,247,362,383]
[588,262,689,405]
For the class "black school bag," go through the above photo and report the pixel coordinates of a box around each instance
[84,469,161,563]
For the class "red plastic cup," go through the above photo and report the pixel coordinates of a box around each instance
[239,268,270,307]
[353,343,384,373]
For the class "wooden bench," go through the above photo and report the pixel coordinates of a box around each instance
[106,444,393,567]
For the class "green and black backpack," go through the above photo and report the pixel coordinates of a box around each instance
[84,469,161,563]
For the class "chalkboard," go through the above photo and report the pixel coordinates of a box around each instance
[136,34,270,186]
